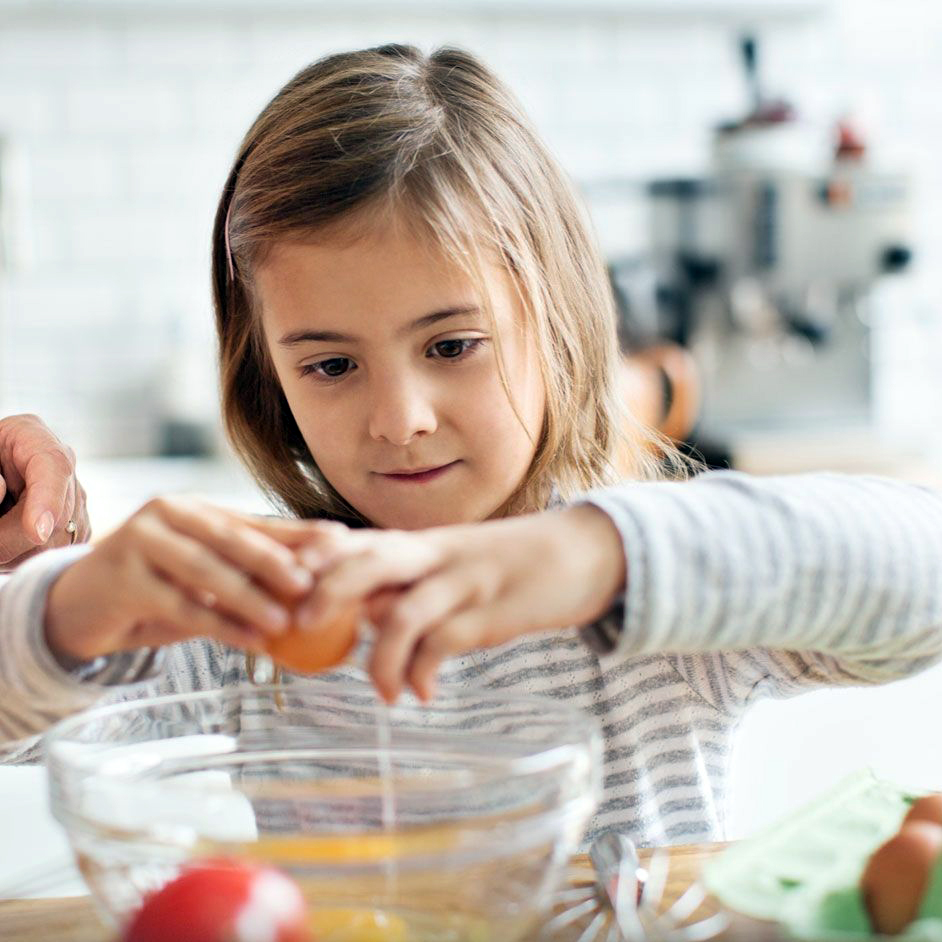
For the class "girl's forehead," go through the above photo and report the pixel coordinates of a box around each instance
[254,228,519,337]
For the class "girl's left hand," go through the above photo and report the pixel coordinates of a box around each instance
[294,505,626,702]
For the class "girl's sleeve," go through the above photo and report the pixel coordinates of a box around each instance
[0,548,165,761]
[579,471,942,712]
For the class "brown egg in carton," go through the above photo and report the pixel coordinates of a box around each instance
[702,770,942,940]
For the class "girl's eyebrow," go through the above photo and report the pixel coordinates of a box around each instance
[278,305,481,347]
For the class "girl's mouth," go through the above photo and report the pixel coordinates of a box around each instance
[377,461,460,484]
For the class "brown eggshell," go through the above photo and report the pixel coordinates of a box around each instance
[861,821,942,935]
[904,794,942,829]
[265,604,360,674]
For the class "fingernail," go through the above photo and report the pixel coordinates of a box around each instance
[36,512,54,543]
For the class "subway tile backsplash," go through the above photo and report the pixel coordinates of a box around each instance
[0,1,939,457]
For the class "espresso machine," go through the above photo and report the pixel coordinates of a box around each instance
[615,36,914,462]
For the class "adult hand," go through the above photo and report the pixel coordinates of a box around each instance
[0,414,91,568]
[292,505,628,703]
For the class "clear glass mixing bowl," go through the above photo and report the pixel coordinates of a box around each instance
[45,678,601,942]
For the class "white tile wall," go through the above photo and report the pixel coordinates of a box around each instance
[0,0,939,458]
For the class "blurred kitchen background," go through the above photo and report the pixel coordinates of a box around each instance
[0,0,941,841]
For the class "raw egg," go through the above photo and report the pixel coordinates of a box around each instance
[265,604,360,674]
[904,794,942,828]
[308,909,407,942]
[861,821,942,934]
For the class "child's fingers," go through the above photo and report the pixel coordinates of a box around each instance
[130,594,267,652]
[367,574,475,701]
[243,515,351,550]
[363,587,403,625]
[297,537,443,629]
[295,527,365,571]
[136,515,290,636]
[157,500,313,599]
[405,613,483,703]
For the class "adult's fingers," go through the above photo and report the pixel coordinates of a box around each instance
[21,447,75,545]
[156,499,313,600]
[136,512,291,636]
[25,476,79,552]
[0,504,43,565]
[71,480,92,543]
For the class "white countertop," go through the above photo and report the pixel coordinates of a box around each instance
[0,767,85,899]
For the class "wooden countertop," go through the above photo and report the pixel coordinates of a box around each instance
[0,842,781,941]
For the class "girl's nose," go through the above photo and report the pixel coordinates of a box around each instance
[367,376,438,445]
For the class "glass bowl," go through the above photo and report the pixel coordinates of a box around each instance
[45,678,601,942]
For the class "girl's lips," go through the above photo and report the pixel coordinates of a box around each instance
[377,461,460,484]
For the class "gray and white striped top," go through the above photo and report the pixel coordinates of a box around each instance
[3,470,942,847]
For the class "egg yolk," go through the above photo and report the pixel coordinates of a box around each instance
[308,909,407,942]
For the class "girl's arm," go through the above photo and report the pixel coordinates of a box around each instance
[295,471,942,703]
[583,470,942,711]
[1,498,327,757]
[0,547,164,761]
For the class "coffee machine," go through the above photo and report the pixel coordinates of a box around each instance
[612,37,914,459]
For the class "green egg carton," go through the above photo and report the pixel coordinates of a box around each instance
[703,770,942,940]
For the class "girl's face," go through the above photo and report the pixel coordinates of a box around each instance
[254,217,547,529]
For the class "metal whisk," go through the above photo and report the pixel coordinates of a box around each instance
[542,833,728,942]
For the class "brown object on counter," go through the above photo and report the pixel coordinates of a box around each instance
[620,343,701,446]
[861,821,942,935]
[904,794,942,829]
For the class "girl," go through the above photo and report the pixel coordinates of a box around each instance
[2,45,942,848]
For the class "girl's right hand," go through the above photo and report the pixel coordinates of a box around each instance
[43,497,317,665]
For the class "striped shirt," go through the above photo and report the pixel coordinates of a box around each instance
[2,470,941,847]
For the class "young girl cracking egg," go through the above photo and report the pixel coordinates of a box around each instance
[2,45,942,848]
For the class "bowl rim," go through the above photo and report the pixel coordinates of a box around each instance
[43,678,602,769]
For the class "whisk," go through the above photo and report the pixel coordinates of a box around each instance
[542,833,728,942]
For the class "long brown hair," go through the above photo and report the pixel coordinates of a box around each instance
[212,44,670,524]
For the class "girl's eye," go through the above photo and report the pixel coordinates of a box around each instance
[301,357,355,380]
[428,338,483,360]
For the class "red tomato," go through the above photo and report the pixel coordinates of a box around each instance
[122,858,309,942]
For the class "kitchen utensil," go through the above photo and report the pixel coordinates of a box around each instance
[544,833,727,941]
